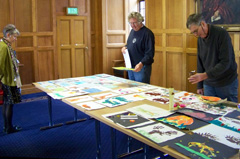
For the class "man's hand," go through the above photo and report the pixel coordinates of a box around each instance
[121,47,127,54]
[188,73,208,84]
[197,88,204,95]
[134,62,143,72]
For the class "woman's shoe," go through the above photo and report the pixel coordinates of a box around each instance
[5,125,22,134]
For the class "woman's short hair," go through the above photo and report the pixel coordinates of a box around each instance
[3,24,20,37]
[186,13,204,29]
[128,12,144,23]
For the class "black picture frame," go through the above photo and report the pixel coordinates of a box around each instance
[196,0,240,32]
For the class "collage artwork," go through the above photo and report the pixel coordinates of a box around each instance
[36,74,240,159]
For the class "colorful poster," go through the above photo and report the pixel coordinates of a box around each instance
[186,103,235,115]
[176,108,221,122]
[127,104,174,119]
[65,95,94,103]
[96,96,130,107]
[157,113,208,130]
[167,133,239,159]
[210,117,240,133]
[194,124,240,149]
[103,111,154,128]
[77,101,106,110]
[91,92,118,100]
[133,122,185,145]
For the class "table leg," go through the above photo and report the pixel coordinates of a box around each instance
[144,144,149,159]
[65,108,87,125]
[95,120,101,159]
[40,95,63,130]
[111,128,117,159]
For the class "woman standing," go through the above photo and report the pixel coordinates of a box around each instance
[0,24,22,134]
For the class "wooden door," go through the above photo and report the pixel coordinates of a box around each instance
[57,16,88,78]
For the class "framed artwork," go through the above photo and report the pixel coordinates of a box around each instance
[196,0,240,31]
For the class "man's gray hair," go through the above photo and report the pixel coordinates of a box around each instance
[3,24,20,37]
[128,12,144,23]
[186,13,205,29]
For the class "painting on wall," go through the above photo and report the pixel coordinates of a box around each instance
[196,0,240,31]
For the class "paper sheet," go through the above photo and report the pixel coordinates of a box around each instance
[123,49,132,68]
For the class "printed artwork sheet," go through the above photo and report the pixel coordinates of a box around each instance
[65,95,94,103]
[126,104,174,119]
[123,49,132,68]
[176,108,221,122]
[210,116,240,133]
[186,103,235,115]
[167,133,239,159]
[91,92,118,100]
[193,124,240,149]
[103,111,154,128]
[133,122,185,146]
[77,101,106,110]
[96,96,130,107]
[157,113,208,130]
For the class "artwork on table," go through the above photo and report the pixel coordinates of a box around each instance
[77,101,106,110]
[120,93,146,102]
[91,92,118,100]
[83,88,104,93]
[133,122,185,146]
[96,96,131,107]
[176,108,221,122]
[65,95,94,103]
[186,103,235,115]
[103,111,154,128]
[157,113,208,130]
[210,117,240,133]
[224,110,240,120]
[126,104,174,119]
[111,88,135,95]
[47,90,88,99]
[193,124,240,149]
[150,97,169,104]
[167,133,239,159]
[137,84,159,91]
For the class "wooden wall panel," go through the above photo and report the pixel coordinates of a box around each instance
[0,0,10,30]
[90,0,103,74]
[37,36,53,46]
[37,50,54,81]
[16,37,33,47]
[147,0,162,30]
[166,52,183,90]
[166,34,183,47]
[186,34,197,48]
[59,20,71,45]
[14,0,32,32]
[106,0,125,30]
[60,49,72,78]
[166,0,183,29]
[75,49,85,76]
[74,20,84,44]
[56,0,69,14]
[74,0,88,14]
[37,0,52,32]
[151,51,164,86]
[17,51,35,85]
[186,53,197,93]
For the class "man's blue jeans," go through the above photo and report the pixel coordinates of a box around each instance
[204,78,238,103]
[128,65,152,84]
